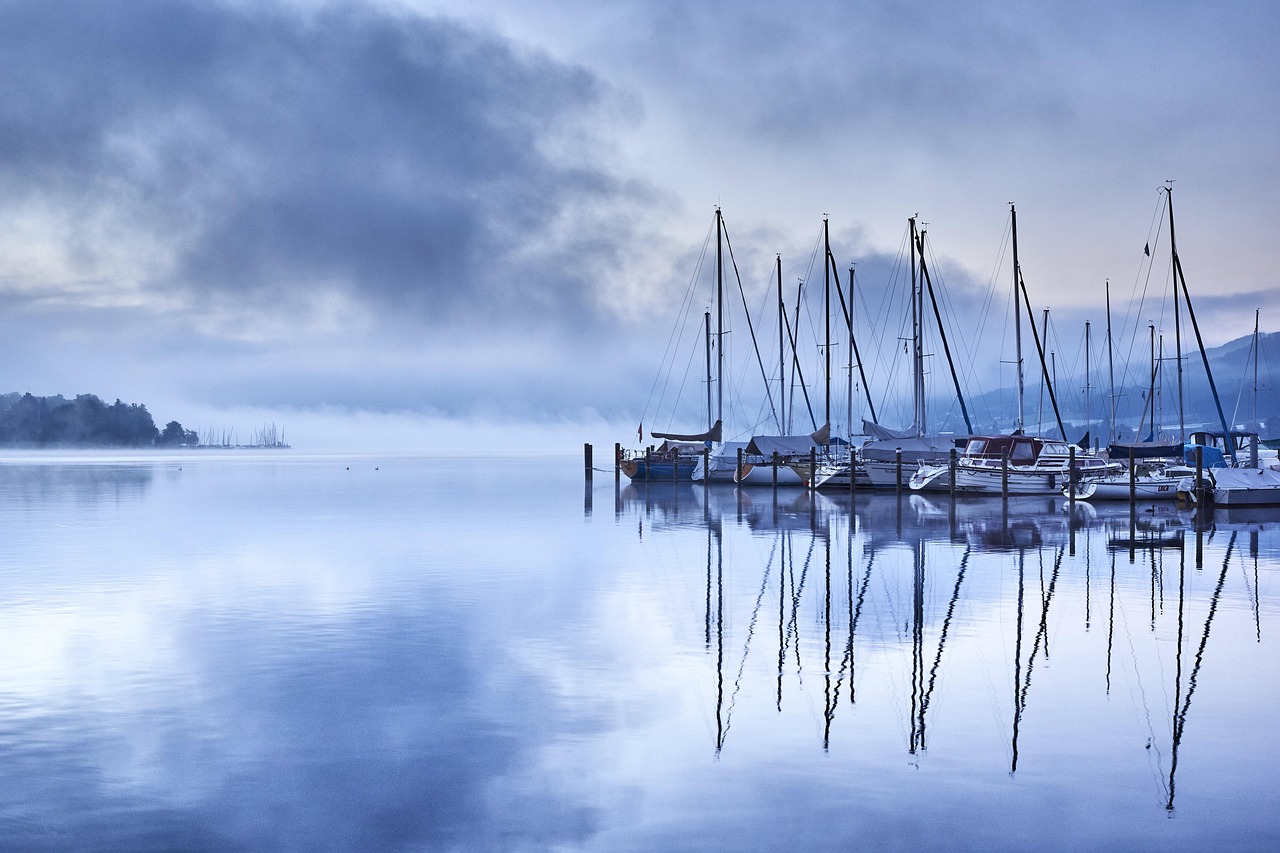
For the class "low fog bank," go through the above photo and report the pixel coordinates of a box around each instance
[166,404,637,457]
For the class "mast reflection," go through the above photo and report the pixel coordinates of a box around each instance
[610,482,1269,813]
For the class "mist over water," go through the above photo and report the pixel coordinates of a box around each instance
[1,451,1277,850]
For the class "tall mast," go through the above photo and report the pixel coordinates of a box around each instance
[848,266,855,437]
[823,218,832,436]
[777,255,785,433]
[910,216,924,436]
[1254,308,1261,426]
[705,310,713,431]
[1084,321,1092,446]
[715,207,724,430]
[1106,280,1116,444]
[1011,204,1025,432]
[1166,185,1185,441]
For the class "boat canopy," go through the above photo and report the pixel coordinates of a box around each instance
[860,435,960,463]
[744,435,823,458]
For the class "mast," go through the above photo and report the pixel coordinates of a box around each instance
[1254,308,1260,427]
[1011,204,1025,432]
[705,310,713,431]
[847,266,855,437]
[824,218,832,439]
[829,258,878,426]
[777,255,785,433]
[1084,321,1092,447]
[716,207,724,431]
[1106,281,1116,445]
[1165,185,1237,464]
[1167,186,1185,440]
[910,217,924,436]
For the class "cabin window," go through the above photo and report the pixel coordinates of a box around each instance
[1011,441,1034,463]
[965,439,987,455]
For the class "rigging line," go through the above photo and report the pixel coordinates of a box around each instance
[721,217,781,431]
[1116,192,1168,408]
[644,215,715,425]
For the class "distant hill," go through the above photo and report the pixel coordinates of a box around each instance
[0,392,198,447]
[928,332,1280,439]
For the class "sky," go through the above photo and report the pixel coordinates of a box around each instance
[1,0,1277,450]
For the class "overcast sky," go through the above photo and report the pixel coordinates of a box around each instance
[1,0,1275,448]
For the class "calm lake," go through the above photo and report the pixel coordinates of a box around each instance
[1,452,1277,851]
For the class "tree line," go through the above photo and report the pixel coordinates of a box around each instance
[0,392,198,447]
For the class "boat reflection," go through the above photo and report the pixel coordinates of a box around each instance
[609,479,1275,814]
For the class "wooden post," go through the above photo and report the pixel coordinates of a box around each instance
[584,443,593,482]
[737,447,744,486]
[614,442,621,487]
[645,447,651,483]
[703,447,710,484]
[1001,448,1009,502]
[1068,445,1076,508]
[1195,445,1204,507]
[849,447,857,497]
[896,449,903,498]
[809,447,816,490]
[949,447,957,503]
[772,450,780,492]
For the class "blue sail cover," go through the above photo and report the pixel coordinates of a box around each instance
[1184,443,1227,468]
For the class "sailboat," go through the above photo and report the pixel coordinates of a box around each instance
[809,217,973,490]
[1069,186,1266,502]
[912,205,1119,495]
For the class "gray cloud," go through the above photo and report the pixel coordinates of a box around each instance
[0,0,650,334]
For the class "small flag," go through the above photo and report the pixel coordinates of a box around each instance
[637,422,643,443]
[1144,242,1150,257]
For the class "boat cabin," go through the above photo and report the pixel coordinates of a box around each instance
[961,435,1071,464]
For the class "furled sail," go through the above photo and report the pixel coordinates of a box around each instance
[651,419,722,443]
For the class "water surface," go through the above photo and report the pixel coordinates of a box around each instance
[1,452,1277,850]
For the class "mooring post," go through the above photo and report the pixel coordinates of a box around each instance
[1195,445,1204,508]
[737,447,744,486]
[645,447,651,484]
[895,449,903,498]
[584,443,593,483]
[614,442,621,487]
[772,450,779,492]
[949,447,957,504]
[849,447,857,498]
[1068,445,1076,508]
[808,447,816,490]
[1001,448,1009,503]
